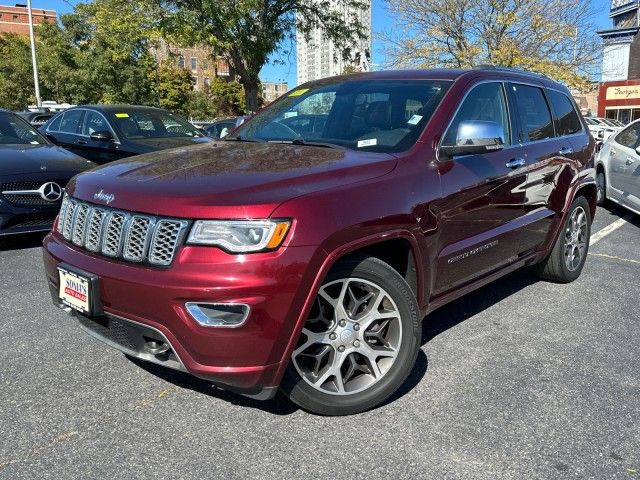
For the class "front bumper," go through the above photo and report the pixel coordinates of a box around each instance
[43,231,323,397]
[0,201,58,236]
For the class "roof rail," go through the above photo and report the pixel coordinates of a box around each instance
[472,64,550,79]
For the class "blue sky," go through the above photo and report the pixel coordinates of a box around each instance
[37,0,612,87]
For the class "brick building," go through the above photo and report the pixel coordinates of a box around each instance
[597,0,640,122]
[261,81,288,104]
[154,43,233,92]
[0,4,55,36]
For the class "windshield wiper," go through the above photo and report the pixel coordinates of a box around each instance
[229,135,265,143]
[268,138,340,149]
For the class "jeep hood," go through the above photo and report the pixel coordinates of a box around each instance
[68,141,397,218]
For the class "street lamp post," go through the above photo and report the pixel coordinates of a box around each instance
[27,0,42,108]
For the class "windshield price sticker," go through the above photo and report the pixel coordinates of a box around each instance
[288,88,309,97]
[357,138,377,148]
[115,113,129,118]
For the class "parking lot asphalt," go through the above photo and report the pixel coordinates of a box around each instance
[0,204,638,480]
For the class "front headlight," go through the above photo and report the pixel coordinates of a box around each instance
[186,219,291,252]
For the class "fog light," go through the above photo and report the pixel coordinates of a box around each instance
[185,303,250,327]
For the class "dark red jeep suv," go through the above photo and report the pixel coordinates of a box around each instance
[43,68,596,415]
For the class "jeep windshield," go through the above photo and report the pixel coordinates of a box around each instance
[231,78,452,153]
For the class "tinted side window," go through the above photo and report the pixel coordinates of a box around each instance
[547,90,582,136]
[83,111,110,136]
[443,82,510,146]
[615,122,640,149]
[512,84,554,142]
[47,113,62,132]
[59,110,83,134]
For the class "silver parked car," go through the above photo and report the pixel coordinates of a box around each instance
[596,119,640,215]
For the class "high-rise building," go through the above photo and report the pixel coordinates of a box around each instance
[295,0,371,85]
[597,1,640,122]
[0,4,55,36]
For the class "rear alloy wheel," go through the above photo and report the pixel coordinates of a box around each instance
[596,170,606,206]
[282,256,420,415]
[535,196,591,283]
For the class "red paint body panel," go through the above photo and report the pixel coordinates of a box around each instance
[42,69,597,397]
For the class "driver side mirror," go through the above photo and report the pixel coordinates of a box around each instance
[440,120,505,158]
[635,146,640,156]
[90,130,113,142]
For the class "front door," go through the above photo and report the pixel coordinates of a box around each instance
[79,110,122,164]
[433,81,528,295]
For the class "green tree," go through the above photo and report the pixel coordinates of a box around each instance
[154,62,194,115]
[0,34,34,110]
[208,78,245,116]
[186,90,218,120]
[36,23,89,104]
[159,0,368,112]
[59,0,161,105]
[383,0,601,90]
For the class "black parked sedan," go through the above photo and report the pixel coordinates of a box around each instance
[41,105,211,164]
[0,110,95,236]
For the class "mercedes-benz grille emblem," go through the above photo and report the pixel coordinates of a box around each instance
[39,182,63,202]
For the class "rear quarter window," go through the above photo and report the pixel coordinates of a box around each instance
[46,113,63,132]
[547,90,582,136]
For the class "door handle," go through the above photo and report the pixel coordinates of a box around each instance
[76,139,87,145]
[505,158,526,169]
[626,156,635,165]
[559,146,573,155]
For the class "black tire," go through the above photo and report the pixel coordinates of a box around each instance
[281,255,421,416]
[596,168,606,206]
[535,196,591,283]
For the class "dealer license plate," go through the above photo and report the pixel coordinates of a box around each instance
[58,267,91,314]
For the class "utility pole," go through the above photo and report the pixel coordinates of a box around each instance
[27,0,42,107]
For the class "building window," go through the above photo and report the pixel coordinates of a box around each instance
[216,59,230,76]
[191,57,197,71]
[192,76,198,90]
[203,60,209,69]
[178,55,185,68]
[204,77,210,91]
[13,15,19,21]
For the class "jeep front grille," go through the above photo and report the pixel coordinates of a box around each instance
[57,197,188,266]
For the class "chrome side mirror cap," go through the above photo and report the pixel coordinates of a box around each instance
[441,120,505,158]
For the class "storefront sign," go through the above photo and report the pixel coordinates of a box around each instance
[606,85,640,100]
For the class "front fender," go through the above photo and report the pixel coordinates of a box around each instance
[270,228,425,388]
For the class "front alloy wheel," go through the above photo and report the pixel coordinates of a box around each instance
[282,256,421,415]
[292,278,402,395]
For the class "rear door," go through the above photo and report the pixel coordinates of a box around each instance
[434,81,530,295]
[45,109,85,157]
[507,83,578,252]
[608,122,640,211]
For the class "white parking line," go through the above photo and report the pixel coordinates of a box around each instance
[590,214,633,245]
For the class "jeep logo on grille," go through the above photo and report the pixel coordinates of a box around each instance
[94,189,115,204]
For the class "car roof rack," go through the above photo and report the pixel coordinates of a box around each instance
[472,64,551,79]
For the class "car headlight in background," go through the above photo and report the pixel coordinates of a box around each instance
[187,219,291,252]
